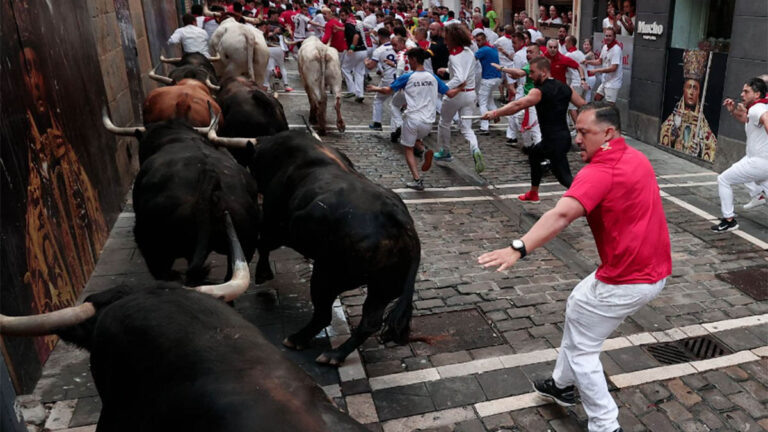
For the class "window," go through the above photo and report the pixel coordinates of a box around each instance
[670,0,734,53]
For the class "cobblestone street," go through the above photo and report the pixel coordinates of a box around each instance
[23,60,768,432]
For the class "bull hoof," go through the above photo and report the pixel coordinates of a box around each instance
[282,337,305,351]
[336,122,346,133]
[317,129,328,136]
[316,351,344,366]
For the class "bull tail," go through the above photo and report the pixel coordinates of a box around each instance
[186,168,222,284]
[247,33,255,81]
[380,247,419,344]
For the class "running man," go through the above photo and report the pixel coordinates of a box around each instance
[368,48,465,190]
[365,28,398,131]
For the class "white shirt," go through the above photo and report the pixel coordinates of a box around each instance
[363,13,378,30]
[746,103,768,159]
[483,28,498,44]
[195,16,205,28]
[600,43,622,89]
[446,47,476,89]
[616,15,636,36]
[602,17,615,30]
[405,39,417,49]
[168,24,211,57]
[558,41,568,55]
[372,42,398,82]
[445,18,461,26]
[565,49,586,87]
[390,70,447,123]
[513,47,527,98]
[547,17,563,24]
[527,28,543,43]
[293,13,310,40]
[204,19,219,39]
[311,13,326,37]
[494,36,515,67]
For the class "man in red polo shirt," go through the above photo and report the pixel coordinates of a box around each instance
[479,101,671,432]
[544,38,588,87]
[321,10,348,53]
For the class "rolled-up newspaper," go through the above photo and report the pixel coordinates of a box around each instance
[460,115,484,119]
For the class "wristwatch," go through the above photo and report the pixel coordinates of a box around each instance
[511,239,527,259]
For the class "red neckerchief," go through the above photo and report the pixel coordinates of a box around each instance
[747,98,768,109]
[449,46,464,56]
[567,45,577,52]
[417,40,431,49]
[526,25,537,30]
[604,39,618,50]
[481,42,493,48]
[204,16,216,23]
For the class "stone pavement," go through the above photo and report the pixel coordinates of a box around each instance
[15,59,768,431]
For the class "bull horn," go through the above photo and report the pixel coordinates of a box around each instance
[207,125,256,148]
[284,38,301,46]
[300,114,322,142]
[102,107,145,135]
[207,55,221,62]
[159,54,182,64]
[190,212,250,302]
[0,303,96,336]
[205,77,221,91]
[148,64,175,85]
[242,16,260,25]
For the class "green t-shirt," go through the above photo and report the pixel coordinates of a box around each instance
[522,64,534,95]
[485,10,497,30]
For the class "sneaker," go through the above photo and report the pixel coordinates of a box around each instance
[369,122,383,131]
[477,129,490,136]
[506,138,518,147]
[421,149,434,172]
[390,127,402,143]
[433,149,453,162]
[343,92,355,98]
[613,429,623,432]
[533,378,576,407]
[473,150,485,174]
[518,190,540,203]
[284,86,294,92]
[355,97,365,103]
[744,193,766,210]
[406,178,424,191]
[274,66,282,79]
[710,218,739,232]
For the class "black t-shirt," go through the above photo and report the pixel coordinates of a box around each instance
[535,78,572,141]
[430,36,449,78]
[344,22,367,52]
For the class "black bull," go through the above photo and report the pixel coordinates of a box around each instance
[163,52,219,85]
[133,121,260,282]
[18,285,368,431]
[245,131,421,365]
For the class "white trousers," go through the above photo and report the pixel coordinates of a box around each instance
[372,78,394,125]
[513,106,542,148]
[264,46,289,87]
[718,155,768,218]
[390,91,405,129]
[478,78,502,131]
[553,271,666,432]
[438,91,479,154]
[341,50,367,97]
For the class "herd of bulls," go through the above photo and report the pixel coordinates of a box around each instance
[0,31,419,431]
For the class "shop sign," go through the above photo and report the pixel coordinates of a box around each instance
[637,20,664,40]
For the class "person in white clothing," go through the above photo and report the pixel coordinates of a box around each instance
[547,5,563,24]
[581,38,598,102]
[434,24,484,174]
[557,26,568,55]
[481,17,498,44]
[474,31,503,136]
[292,5,312,45]
[586,28,622,103]
[494,25,516,105]
[365,28,398,131]
[523,17,542,43]
[168,14,211,57]
[368,48,465,190]
[564,35,586,125]
[602,2,619,32]
[711,77,768,232]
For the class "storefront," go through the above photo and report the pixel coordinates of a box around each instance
[615,0,766,171]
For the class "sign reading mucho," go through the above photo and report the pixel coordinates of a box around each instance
[637,20,664,40]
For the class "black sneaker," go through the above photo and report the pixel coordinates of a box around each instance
[506,138,518,147]
[710,218,739,232]
[477,129,490,136]
[405,178,424,191]
[533,378,576,407]
[390,127,402,143]
[355,97,365,103]
[369,122,383,131]
[613,429,623,432]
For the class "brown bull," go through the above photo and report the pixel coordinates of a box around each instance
[142,79,221,126]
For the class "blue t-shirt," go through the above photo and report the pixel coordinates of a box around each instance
[475,46,502,80]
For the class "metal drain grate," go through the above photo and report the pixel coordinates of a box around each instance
[644,335,732,365]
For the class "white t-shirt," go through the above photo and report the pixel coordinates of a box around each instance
[547,17,563,24]
[565,49,585,87]
[600,43,622,89]
[494,36,515,67]
[483,28,498,44]
[616,15,636,36]
[372,42,398,82]
[447,47,476,89]
[168,24,211,57]
[746,103,768,159]
[311,13,326,37]
[558,41,568,55]
[602,17,616,30]
[389,70,449,123]
[513,47,527,98]
[527,28,543,43]
[293,13,310,40]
